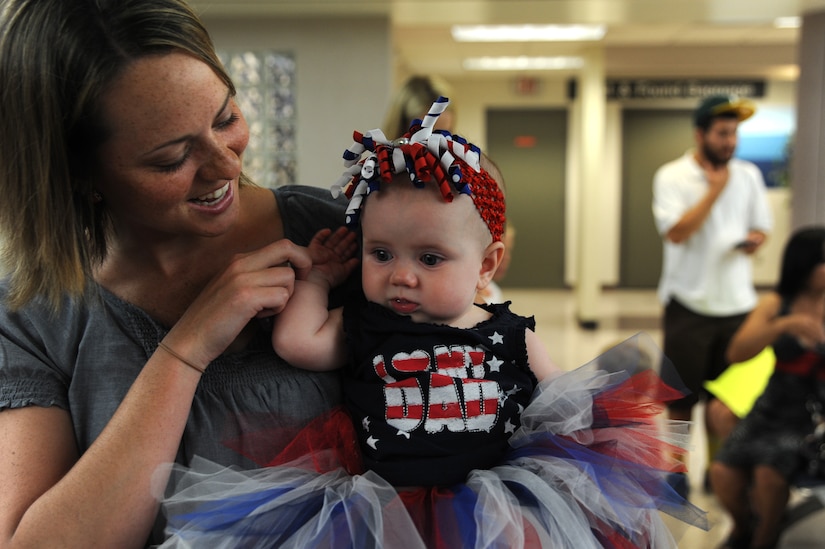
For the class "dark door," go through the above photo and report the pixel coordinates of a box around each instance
[486,109,568,288]
[620,109,692,287]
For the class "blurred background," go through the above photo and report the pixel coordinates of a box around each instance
[190,0,821,317]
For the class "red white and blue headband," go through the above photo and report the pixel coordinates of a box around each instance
[330,97,506,242]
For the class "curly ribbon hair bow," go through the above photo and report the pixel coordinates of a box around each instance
[330,96,506,242]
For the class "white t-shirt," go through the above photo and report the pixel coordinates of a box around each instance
[652,151,773,316]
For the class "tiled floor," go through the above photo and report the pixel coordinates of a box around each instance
[503,288,824,548]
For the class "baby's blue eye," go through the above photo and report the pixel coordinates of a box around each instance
[373,249,391,262]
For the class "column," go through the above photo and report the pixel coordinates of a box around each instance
[575,47,606,329]
[791,11,825,228]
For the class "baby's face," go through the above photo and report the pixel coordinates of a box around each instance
[359,178,489,326]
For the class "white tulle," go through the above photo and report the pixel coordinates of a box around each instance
[156,334,707,548]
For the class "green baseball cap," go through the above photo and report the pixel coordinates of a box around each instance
[693,95,755,127]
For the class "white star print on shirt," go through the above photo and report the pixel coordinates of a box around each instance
[488,331,504,345]
[487,356,504,372]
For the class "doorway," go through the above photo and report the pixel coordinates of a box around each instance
[486,109,568,288]
[620,109,692,288]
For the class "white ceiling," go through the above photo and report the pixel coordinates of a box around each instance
[191,0,825,80]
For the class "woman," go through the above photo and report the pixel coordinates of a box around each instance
[382,75,455,140]
[0,1,351,546]
[711,226,825,549]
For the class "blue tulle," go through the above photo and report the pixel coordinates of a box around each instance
[169,481,326,543]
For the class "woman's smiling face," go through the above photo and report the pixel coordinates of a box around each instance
[93,51,249,241]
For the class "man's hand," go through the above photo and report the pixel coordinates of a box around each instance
[702,162,730,194]
[735,230,767,255]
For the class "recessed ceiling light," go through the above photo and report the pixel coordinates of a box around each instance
[774,16,801,28]
[452,24,606,42]
[463,56,585,71]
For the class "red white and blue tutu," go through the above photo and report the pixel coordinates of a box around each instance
[157,334,707,548]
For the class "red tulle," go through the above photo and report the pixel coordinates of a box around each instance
[262,408,364,474]
[397,488,545,548]
[588,370,689,473]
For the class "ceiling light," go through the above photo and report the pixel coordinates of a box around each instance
[463,56,585,71]
[452,24,606,42]
[773,16,801,28]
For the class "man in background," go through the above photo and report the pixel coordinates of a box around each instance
[652,95,773,498]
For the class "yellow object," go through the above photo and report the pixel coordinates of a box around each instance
[704,346,775,418]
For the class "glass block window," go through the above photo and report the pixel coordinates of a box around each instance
[218,51,297,188]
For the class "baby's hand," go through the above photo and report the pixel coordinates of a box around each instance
[306,227,359,287]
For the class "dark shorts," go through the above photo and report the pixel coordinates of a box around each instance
[663,298,748,412]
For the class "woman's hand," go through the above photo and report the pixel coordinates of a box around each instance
[165,239,314,367]
[780,314,825,349]
[0,240,315,548]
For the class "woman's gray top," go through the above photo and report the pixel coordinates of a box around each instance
[0,185,352,468]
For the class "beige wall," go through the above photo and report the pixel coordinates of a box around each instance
[202,16,392,189]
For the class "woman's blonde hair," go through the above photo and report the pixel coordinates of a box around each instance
[382,75,454,139]
[0,0,245,310]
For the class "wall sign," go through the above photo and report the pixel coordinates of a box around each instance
[567,78,766,100]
